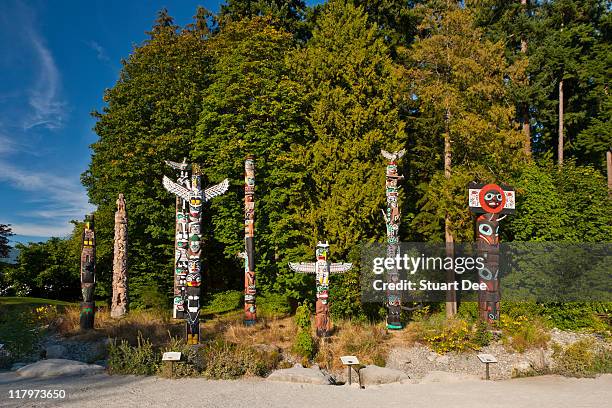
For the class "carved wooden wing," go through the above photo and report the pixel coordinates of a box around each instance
[165,159,190,171]
[329,263,353,274]
[163,176,190,201]
[204,179,229,201]
[288,262,316,274]
[381,149,406,162]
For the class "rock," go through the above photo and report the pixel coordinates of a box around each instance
[511,361,534,377]
[359,365,410,385]
[10,362,27,371]
[252,344,281,354]
[419,371,481,384]
[16,359,105,379]
[45,345,67,359]
[267,365,333,385]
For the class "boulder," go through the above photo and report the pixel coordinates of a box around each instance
[359,365,410,385]
[16,359,104,379]
[10,362,27,371]
[267,364,333,385]
[419,371,481,384]
[45,345,67,359]
[511,361,534,377]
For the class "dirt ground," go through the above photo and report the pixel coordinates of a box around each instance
[0,372,610,408]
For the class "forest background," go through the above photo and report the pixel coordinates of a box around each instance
[0,0,610,321]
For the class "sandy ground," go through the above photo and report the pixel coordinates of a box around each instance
[0,373,610,408]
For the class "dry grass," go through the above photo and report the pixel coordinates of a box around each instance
[207,314,297,349]
[54,306,182,346]
[315,320,392,370]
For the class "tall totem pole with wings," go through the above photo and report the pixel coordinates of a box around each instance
[381,149,405,330]
[163,159,229,344]
[289,242,353,337]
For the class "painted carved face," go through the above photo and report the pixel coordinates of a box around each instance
[186,272,201,287]
[477,218,499,245]
[190,195,202,209]
[189,223,200,235]
[177,213,187,224]
[483,189,503,210]
[189,236,200,253]
[316,246,328,260]
[188,260,200,274]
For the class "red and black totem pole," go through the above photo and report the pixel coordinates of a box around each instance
[241,156,257,325]
[381,149,405,330]
[468,182,515,323]
[289,242,353,337]
[80,214,96,329]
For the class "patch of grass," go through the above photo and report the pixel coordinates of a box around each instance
[0,307,41,368]
[0,297,75,306]
[552,338,612,378]
[107,333,159,375]
[315,320,390,370]
[200,290,242,315]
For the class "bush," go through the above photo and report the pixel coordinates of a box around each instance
[199,340,281,379]
[294,302,312,330]
[0,307,42,367]
[107,334,159,375]
[472,321,493,347]
[552,339,612,378]
[417,314,478,354]
[498,315,550,353]
[292,330,317,360]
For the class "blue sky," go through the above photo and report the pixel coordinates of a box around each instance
[0,0,321,245]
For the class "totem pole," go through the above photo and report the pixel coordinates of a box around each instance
[468,182,515,323]
[381,149,405,330]
[80,214,96,329]
[163,159,229,344]
[111,193,128,319]
[240,156,257,325]
[289,242,353,337]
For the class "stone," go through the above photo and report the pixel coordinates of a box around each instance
[10,362,27,371]
[267,365,333,385]
[511,361,534,377]
[358,365,410,385]
[45,345,67,359]
[419,371,481,384]
[16,359,104,379]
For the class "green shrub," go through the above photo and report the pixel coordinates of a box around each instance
[499,314,550,352]
[416,313,478,354]
[0,307,41,367]
[294,302,312,330]
[457,302,479,321]
[552,339,612,377]
[107,334,159,375]
[199,340,281,379]
[472,321,493,347]
[292,330,317,359]
[541,303,609,332]
[200,290,242,315]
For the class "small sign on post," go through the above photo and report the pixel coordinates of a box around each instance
[340,356,363,388]
[477,353,497,380]
[162,352,182,379]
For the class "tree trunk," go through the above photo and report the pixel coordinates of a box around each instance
[558,78,564,167]
[607,150,612,197]
[521,0,531,158]
[444,114,457,318]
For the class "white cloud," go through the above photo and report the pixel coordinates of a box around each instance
[0,160,95,237]
[22,28,66,130]
[85,40,110,62]
[8,222,74,238]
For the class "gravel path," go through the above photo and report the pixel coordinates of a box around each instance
[0,372,610,408]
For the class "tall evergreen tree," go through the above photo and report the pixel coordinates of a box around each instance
[405,1,525,244]
[288,0,406,317]
[82,10,211,306]
[0,224,13,259]
[192,16,310,295]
